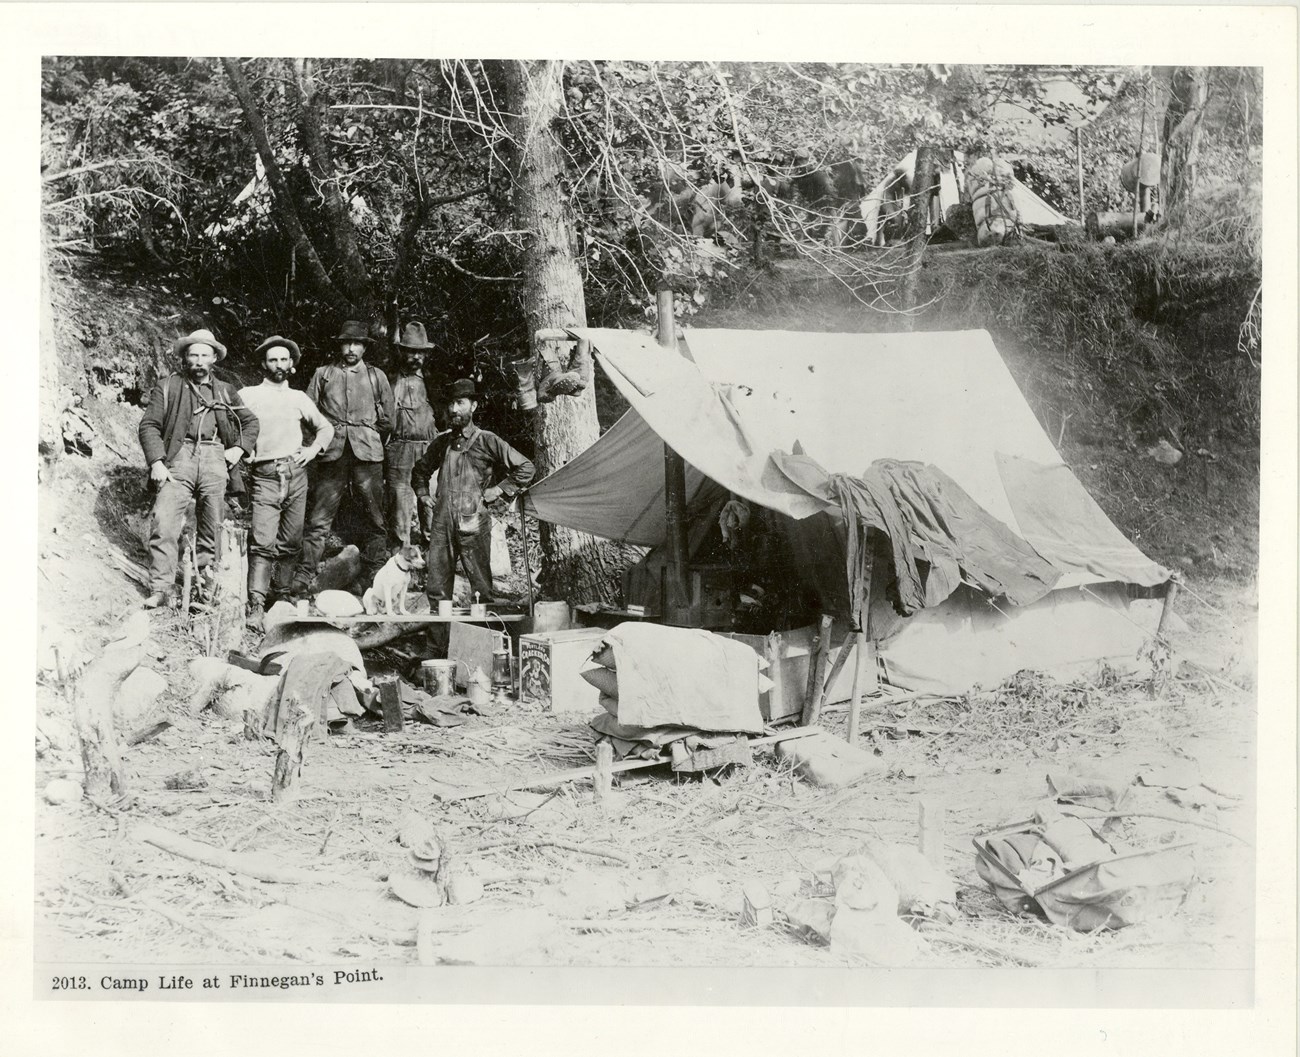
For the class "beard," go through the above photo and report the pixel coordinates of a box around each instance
[265,367,290,383]
[186,364,211,381]
[341,352,361,366]
[449,411,471,429]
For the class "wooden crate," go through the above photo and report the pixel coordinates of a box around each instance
[518,627,610,713]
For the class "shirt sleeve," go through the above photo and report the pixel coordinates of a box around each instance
[490,434,536,496]
[137,381,169,466]
[299,392,335,455]
[227,384,259,455]
[375,370,394,436]
[411,434,446,497]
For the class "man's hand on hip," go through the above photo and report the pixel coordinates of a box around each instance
[149,461,172,486]
[482,485,504,507]
[291,447,316,467]
[224,447,244,466]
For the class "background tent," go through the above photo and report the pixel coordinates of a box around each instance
[526,328,1170,694]
[861,149,1073,244]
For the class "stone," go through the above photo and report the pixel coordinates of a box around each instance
[433,908,559,965]
[447,870,484,906]
[389,868,444,909]
[777,730,883,788]
[115,667,167,728]
[739,880,773,928]
[43,778,82,805]
[784,898,834,945]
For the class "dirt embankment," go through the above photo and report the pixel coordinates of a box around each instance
[701,239,1261,583]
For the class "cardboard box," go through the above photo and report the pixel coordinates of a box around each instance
[518,627,609,713]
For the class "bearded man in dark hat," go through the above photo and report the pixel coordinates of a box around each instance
[237,336,335,624]
[291,320,394,596]
[384,321,439,551]
[137,329,260,608]
[411,378,535,618]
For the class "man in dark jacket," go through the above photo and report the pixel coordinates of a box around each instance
[411,378,534,611]
[137,328,259,608]
[291,320,394,595]
[385,321,439,550]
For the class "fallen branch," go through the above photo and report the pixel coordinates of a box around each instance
[133,822,382,886]
[1061,808,1251,845]
[473,836,633,866]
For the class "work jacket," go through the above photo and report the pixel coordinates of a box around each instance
[306,363,394,463]
[138,372,260,469]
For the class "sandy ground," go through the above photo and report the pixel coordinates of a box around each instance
[33,454,1258,972]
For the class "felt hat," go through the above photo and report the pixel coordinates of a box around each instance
[448,378,478,400]
[334,320,375,344]
[173,328,227,362]
[254,335,301,364]
[397,321,435,351]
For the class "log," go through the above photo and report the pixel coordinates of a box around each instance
[1086,210,1148,241]
[133,823,378,886]
[378,676,405,733]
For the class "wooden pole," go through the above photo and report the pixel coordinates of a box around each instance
[516,495,535,616]
[1156,574,1183,638]
[1132,80,1148,237]
[800,614,834,727]
[846,627,867,744]
[917,799,947,871]
[593,740,614,806]
[1076,127,1086,224]
[657,285,690,619]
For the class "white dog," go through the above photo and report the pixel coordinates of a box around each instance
[363,546,424,615]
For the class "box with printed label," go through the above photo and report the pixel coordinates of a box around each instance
[518,627,609,713]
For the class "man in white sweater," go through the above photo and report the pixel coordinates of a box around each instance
[238,336,335,624]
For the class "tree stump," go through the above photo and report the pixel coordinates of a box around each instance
[216,521,248,655]
[269,692,315,802]
[68,618,150,804]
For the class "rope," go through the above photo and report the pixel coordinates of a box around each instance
[1174,579,1235,621]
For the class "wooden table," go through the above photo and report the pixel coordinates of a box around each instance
[287,613,529,625]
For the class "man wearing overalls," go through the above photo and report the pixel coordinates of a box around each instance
[411,378,535,617]
[238,336,335,625]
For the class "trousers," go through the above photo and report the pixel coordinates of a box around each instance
[247,458,308,605]
[147,440,227,594]
[294,447,387,589]
[384,438,430,548]
[426,512,493,605]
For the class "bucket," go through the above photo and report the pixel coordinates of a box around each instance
[469,602,487,620]
[437,599,453,617]
[531,600,570,634]
[421,659,457,696]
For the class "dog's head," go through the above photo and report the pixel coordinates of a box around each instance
[393,545,425,572]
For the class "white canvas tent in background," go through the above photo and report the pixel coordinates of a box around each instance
[860,150,1074,244]
[525,328,1171,695]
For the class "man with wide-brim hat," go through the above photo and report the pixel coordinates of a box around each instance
[237,335,335,625]
[384,321,439,551]
[137,328,259,608]
[411,377,534,634]
[291,320,394,595]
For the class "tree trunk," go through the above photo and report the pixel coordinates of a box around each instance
[215,521,248,656]
[1160,66,1209,227]
[290,58,374,312]
[899,144,938,326]
[222,57,358,314]
[497,60,630,605]
[38,238,63,480]
[71,638,145,804]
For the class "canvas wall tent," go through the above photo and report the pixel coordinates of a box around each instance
[525,327,1171,695]
[860,150,1074,244]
